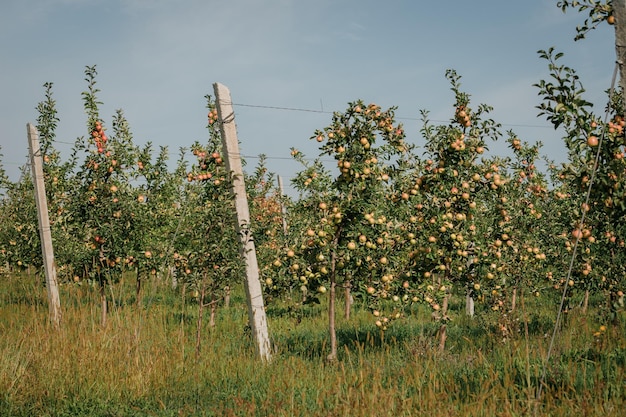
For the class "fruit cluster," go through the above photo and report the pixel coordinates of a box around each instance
[92,121,108,153]
[188,149,225,183]
[208,109,219,125]
[455,105,471,127]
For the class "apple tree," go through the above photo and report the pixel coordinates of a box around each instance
[172,96,243,337]
[535,48,626,322]
[401,69,513,347]
[271,100,411,360]
[66,66,157,325]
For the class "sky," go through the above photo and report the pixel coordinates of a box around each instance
[0,0,618,196]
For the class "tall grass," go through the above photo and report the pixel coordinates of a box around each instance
[0,272,624,416]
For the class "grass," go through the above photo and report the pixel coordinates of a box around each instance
[0,272,625,416]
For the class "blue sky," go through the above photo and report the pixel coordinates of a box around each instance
[0,0,617,195]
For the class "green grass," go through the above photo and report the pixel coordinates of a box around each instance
[0,272,625,416]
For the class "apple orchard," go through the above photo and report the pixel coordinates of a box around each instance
[2,39,626,361]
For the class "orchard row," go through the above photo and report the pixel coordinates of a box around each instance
[0,58,625,357]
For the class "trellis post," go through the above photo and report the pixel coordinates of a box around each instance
[27,123,62,328]
[213,83,271,361]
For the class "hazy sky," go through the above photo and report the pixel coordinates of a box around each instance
[0,0,616,194]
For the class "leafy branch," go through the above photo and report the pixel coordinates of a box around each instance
[557,0,614,40]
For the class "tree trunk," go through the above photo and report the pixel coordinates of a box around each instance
[327,268,337,362]
[511,287,517,312]
[438,295,449,354]
[179,283,187,349]
[195,284,206,360]
[223,286,230,308]
[170,266,177,289]
[327,232,341,362]
[100,276,107,328]
[435,268,451,353]
[582,289,590,313]
[135,269,142,307]
[344,281,352,320]
[209,294,217,327]
[438,323,447,354]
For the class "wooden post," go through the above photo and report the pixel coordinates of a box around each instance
[277,175,288,236]
[213,83,271,361]
[465,290,474,317]
[27,123,61,328]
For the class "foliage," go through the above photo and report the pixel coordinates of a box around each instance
[535,47,626,318]
[172,95,243,306]
[0,0,624,387]
[557,0,614,40]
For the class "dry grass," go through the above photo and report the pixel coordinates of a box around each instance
[0,272,624,416]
